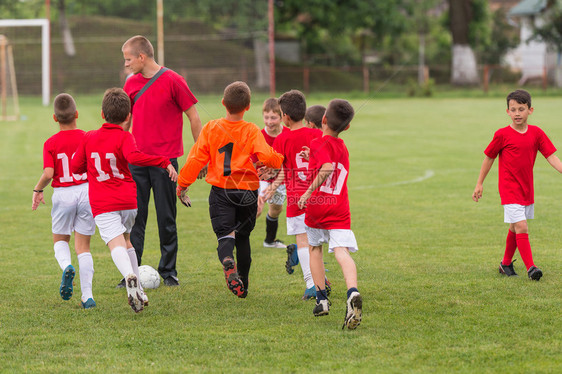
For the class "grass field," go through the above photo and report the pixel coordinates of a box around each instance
[1,92,561,373]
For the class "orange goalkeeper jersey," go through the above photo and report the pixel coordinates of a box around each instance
[178,118,284,190]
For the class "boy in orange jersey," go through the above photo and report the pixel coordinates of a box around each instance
[177,81,284,298]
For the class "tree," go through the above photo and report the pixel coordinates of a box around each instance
[448,0,479,84]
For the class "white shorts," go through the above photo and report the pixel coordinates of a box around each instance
[503,204,534,223]
[259,181,286,206]
[287,213,306,235]
[51,184,95,236]
[305,227,359,253]
[94,209,137,244]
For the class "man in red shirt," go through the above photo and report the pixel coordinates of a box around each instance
[298,99,361,330]
[32,93,96,309]
[121,35,203,287]
[72,88,177,313]
[473,89,562,281]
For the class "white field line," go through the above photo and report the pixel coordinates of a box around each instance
[351,169,435,190]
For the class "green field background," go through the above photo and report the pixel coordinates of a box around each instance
[1,93,560,372]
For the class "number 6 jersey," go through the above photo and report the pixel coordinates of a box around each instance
[71,123,170,217]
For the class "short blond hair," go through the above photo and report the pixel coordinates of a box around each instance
[122,35,154,58]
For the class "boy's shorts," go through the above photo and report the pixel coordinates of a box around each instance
[51,184,95,236]
[503,204,534,223]
[94,209,137,244]
[259,181,286,206]
[305,227,359,253]
[286,213,306,235]
[209,186,258,238]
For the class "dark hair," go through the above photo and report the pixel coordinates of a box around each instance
[223,81,251,114]
[102,88,131,124]
[53,93,77,124]
[278,90,306,122]
[325,99,354,133]
[305,105,326,129]
[262,97,281,116]
[506,89,531,109]
[122,35,154,58]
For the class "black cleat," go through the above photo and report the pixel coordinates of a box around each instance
[499,259,518,277]
[527,266,543,281]
[116,277,126,288]
[163,276,180,286]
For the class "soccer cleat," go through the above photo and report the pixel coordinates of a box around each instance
[222,258,245,297]
[263,239,286,248]
[81,298,96,309]
[285,244,299,274]
[116,277,126,288]
[60,265,75,300]
[342,291,363,330]
[302,286,316,300]
[527,266,543,281]
[140,290,149,306]
[125,274,144,313]
[313,298,331,317]
[499,259,518,277]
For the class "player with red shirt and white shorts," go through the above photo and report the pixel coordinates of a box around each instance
[32,93,97,309]
[72,88,177,313]
[264,90,326,300]
[298,99,362,330]
[473,89,562,281]
[254,98,291,248]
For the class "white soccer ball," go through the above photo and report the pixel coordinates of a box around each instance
[138,265,160,289]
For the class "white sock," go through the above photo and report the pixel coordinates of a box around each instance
[297,247,314,288]
[54,241,72,270]
[77,252,94,302]
[111,246,134,278]
[127,248,143,291]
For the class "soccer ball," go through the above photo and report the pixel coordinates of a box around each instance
[138,265,160,289]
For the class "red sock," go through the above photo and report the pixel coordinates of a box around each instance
[502,230,517,265]
[516,233,535,270]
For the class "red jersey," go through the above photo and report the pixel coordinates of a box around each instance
[273,126,322,217]
[71,123,171,217]
[124,68,198,158]
[178,118,284,190]
[305,136,351,229]
[484,124,556,205]
[251,126,290,182]
[43,129,88,188]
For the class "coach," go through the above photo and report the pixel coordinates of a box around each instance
[119,35,202,286]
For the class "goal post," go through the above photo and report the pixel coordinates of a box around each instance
[0,19,50,107]
[0,35,20,120]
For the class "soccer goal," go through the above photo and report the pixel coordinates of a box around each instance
[0,35,19,121]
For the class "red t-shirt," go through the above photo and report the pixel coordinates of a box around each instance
[123,68,198,158]
[273,126,322,217]
[305,136,351,229]
[484,124,556,205]
[251,126,290,182]
[71,123,170,217]
[43,129,88,188]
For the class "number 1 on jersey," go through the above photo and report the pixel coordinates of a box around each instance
[219,142,234,176]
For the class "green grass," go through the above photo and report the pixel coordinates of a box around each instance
[1,93,561,373]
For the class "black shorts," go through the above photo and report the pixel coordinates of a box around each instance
[209,186,258,238]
